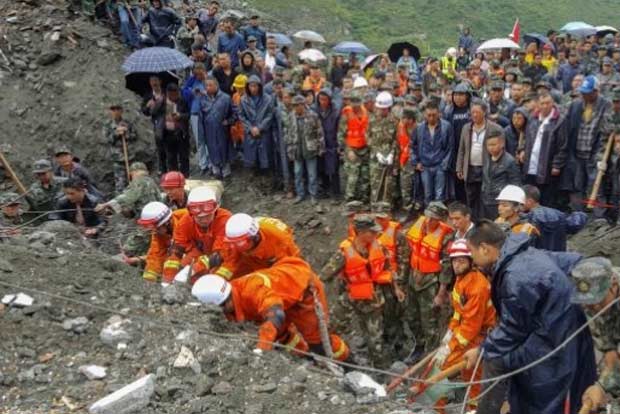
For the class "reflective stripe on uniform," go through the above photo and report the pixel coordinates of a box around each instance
[282,333,302,352]
[142,270,160,281]
[199,255,210,268]
[255,272,272,288]
[332,339,347,359]
[452,290,461,304]
[455,331,469,346]
[452,311,461,322]
[216,267,234,280]
[163,260,181,270]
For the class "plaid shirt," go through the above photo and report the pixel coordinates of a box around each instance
[575,96,613,160]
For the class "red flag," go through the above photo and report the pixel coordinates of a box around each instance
[509,18,520,43]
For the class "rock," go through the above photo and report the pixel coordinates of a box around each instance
[18,347,36,359]
[211,381,232,395]
[388,361,409,376]
[343,371,386,403]
[27,231,56,245]
[36,52,62,66]
[244,403,264,414]
[79,365,107,380]
[195,376,214,397]
[252,382,277,393]
[50,31,61,42]
[63,80,77,88]
[0,258,14,272]
[172,346,201,374]
[161,285,183,305]
[175,330,198,345]
[100,316,132,347]
[317,391,329,401]
[6,16,18,23]
[329,395,342,405]
[63,316,89,333]
[2,293,34,307]
[97,39,109,49]
[88,374,155,414]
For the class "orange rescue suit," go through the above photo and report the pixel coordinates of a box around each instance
[442,269,496,400]
[228,257,348,360]
[377,220,401,272]
[397,120,410,167]
[406,216,452,274]
[142,209,188,282]
[339,239,392,301]
[162,208,232,283]
[342,106,369,149]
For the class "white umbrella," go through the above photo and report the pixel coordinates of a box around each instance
[293,30,326,43]
[477,38,520,52]
[596,25,619,36]
[298,48,327,62]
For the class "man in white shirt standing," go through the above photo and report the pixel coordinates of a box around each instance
[520,92,568,207]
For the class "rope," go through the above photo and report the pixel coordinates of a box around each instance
[460,349,485,414]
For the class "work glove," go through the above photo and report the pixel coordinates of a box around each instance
[376,153,386,164]
[597,161,607,172]
[441,331,453,346]
[385,152,394,166]
[174,265,191,284]
[433,344,450,367]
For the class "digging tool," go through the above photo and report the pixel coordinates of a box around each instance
[122,1,139,28]
[409,360,467,403]
[0,149,27,195]
[375,166,388,203]
[309,282,344,377]
[386,348,438,394]
[586,133,615,210]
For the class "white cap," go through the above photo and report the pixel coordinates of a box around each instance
[375,91,394,108]
[353,76,368,89]
[192,275,232,306]
[447,47,457,57]
[496,185,526,204]
[138,201,172,227]
[225,213,259,239]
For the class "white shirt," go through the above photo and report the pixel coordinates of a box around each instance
[470,124,486,167]
[265,53,276,72]
[455,222,474,239]
[528,112,553,175]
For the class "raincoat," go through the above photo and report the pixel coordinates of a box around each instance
[526,206,587,251]
[198,87,235,168]
[239,76,275,169]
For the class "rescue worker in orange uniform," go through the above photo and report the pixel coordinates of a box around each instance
[162,186,232,283]
[160,171,188,210]
[433,239,496,409]
[322,214,405,367]
[192,257,349,361]
[397,108,418,210]
[338,93,370,204]
[192,213,301,280]
[137,201,188,282]
[373,201,411,358]
[404,201,455,354]
[495,185,540,244]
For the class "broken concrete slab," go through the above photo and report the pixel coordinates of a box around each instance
[99,315,132,347]
[79,365,107,380]
[88,374,155,414]
[172,346,201,374]
[2,293,34,307]
[343,371,386,404]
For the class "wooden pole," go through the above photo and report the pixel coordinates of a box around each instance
[387,348,438,393]
[121,132,131,183]
[586,133,615,210]
[0,150,27,195]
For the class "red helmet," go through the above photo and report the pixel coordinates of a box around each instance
[160,171,186,189]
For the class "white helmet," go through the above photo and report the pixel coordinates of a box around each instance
[187,186,218,215]
[353,76,368,89]
[192,275,232,306]
[137,201,172,228]
[448,239,472,259]
[496,185,526,204]
[447,47,457,57]
[375,91,394,108]
[225,213,259,240]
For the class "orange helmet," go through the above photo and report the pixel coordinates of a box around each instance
[160,171,186,189]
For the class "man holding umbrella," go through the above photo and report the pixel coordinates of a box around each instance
[141,0,182,48]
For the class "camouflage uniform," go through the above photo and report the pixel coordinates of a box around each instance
[0,193,25,236]
[102,117,138,194]
[368,112,399,205]
[338,98,371,204]
[25,159,65,223]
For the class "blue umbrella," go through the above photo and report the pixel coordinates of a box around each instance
[560,21,597,37]
[121,47,194,74]
[268,32,293,47]
[333,41,371,55]
[523,33,555,52]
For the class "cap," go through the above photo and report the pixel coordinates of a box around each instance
[490,80,504,90]
[341,200,365,216]
[32,159,52,173]
[535,81,551,90]
[54,146,71,156]
[109,104,123,110]
[292,95,306,105]
[364,91,377,102]
[273,65,286,74]
[349,93,363,106]
[372,201,392,218]
[579,75,599,94]
[603,56,614,65]
[353,214,382,232]
[521,77,533,85]
[411,82,423,91]
[0,192,22,206]
[250,14,260,19]
[522,91,538,103]
[424,201,448,220]
[247,35,257,42]
[129,161,148,172]
[402,107,419,119]
[570,257,615,305]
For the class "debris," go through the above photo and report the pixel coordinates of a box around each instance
[88,374,155,414]
[211,381,233,395]
[2,293,34,307]
[343,371,387,404]
[252,382,278,393]
[62,316,89,333]
[36,52,62,66]
[172,346,201,374]
[0,258,15,272]
[38,352,56,363]
[79,365,107,380]
[99,315,132,347]
[162,284,184,304]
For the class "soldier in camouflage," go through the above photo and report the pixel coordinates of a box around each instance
[397,108,418,210]
[368,92,399,206]
[94,162,161,257]
[338,94,371,204]
[102,104,138,194]
[0,192,25,227]
[26,159,65,221]
[321,214,401,368]
[570,257,620,412]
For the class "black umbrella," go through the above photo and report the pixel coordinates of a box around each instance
[125,71,179,97]
[387,42,421,62]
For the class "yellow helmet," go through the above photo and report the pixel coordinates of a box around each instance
[233,74,248,89]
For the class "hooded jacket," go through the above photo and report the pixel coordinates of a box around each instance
[315,89,342,175]
[483,234,596,413]
[503,106,529,156]
[526,206,587,251]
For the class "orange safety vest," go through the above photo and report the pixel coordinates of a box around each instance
[339,239,391,300]
[302,76,325,95]
[377,221,401,272]
[406,216,452,274]
[512,221,540,237]
[343,107,369,149]
[397,121,410,167]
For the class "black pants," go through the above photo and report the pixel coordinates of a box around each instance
[477,357,510,414]
[466,166,483,220]
[163,130,190,176]
[155,134,167,175]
